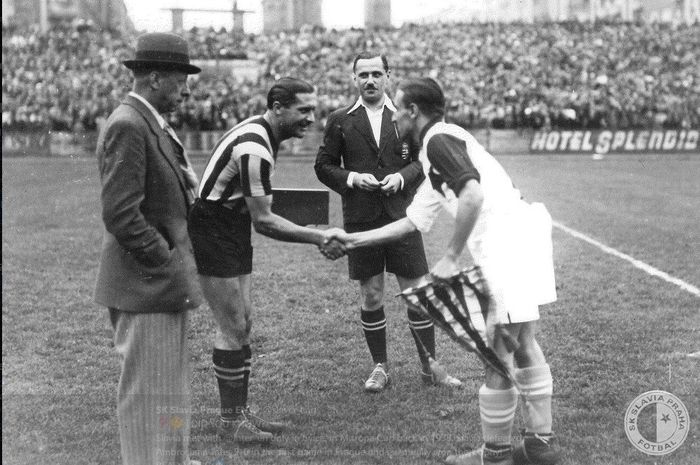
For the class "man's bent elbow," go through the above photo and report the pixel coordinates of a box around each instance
[252,218,273,235]
[463,180,484,209]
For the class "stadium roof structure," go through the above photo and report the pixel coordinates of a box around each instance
[161,0,252,33]
[404,1,535,23]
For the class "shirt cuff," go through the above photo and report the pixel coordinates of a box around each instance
[397,173,405,190]
[346,171,358,188]
[406,203,436,233]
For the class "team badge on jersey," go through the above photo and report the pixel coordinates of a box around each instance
[401,142,410,160]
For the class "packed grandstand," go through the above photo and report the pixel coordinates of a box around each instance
[2,19,699,132]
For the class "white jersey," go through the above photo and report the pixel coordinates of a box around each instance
[406,121,556,323]
[406,121,523,235]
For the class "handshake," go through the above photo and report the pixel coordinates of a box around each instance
[317,227,353,260]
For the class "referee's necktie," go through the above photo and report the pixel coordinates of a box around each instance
[163,122,199,204]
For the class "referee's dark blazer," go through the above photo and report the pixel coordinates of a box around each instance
[315,103,424,225]
[95,94,201,313]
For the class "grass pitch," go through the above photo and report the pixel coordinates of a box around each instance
[2,154,699,465]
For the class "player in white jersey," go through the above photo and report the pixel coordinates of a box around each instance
[328,78,561,465]
[188,78,344,445]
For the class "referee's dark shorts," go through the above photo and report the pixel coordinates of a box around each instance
[345,213,428,281]
[188,198,253,278]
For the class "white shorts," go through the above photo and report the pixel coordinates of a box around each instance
[469,202,557,324]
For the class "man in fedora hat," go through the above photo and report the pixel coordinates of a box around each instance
[95,32,203,465]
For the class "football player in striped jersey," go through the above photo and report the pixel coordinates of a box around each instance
[188,77,344,445]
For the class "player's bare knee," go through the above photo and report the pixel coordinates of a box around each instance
[406,305,423,319]
[360,274,385,310]
[361,286,384,310]
[485,366,513,390]
[514,334,546,367]
[363,296,383,311]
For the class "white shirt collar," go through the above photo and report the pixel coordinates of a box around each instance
[347,94,397,114]
[129,91,168,129]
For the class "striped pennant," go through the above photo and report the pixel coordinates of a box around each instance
[398,266,517,386]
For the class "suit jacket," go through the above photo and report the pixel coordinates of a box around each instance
[315,103,424,224]
[94,95,201,313]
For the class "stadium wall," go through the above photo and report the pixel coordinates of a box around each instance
[2,128,698,158]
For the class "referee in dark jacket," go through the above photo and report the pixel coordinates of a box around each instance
[315,52,461,392]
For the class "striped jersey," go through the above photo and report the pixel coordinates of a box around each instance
[198,115,279,205]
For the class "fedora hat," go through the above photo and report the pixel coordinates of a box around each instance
[123,32,201,74]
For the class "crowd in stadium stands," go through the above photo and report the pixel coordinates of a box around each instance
[3,19,699,132]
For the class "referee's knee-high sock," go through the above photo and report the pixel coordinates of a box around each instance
[479,385,518,451]
[360,307,387,365]
[514,364,553,434]
[242,344,252,408]
[407,307,435,371]
[213,348,247,421]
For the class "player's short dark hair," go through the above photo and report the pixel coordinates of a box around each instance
[352,51,389,73]
[267,77,315,109]
[397,78,445,119]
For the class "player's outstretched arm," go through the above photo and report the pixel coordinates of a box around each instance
[430,179,483,281]
[246,195,334,247]
[326,217,417,250]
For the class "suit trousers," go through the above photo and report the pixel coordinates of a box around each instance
[109,308,192,465]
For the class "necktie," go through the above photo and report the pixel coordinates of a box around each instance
[163,123,199,203]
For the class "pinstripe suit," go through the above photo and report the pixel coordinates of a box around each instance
[96,93,202,465]
[110,310,191,465]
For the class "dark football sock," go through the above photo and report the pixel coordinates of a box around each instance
[213,348,247,421]
[242,344,252,408]
[360,307,387,365]
[407,308,435,370]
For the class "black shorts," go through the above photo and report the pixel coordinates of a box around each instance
[188,199,253,278]
[345,214,428,281]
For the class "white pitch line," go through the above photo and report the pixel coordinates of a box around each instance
[552,221,700,298]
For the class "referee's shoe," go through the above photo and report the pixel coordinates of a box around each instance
[364,363,390,392]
